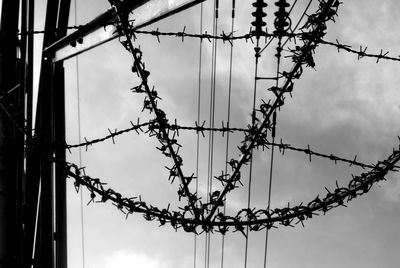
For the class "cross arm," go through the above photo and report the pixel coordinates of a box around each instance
[43,0,205,62]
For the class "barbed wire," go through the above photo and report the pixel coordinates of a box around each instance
[70,0,400,233]
[64,135,400,234]
[128,28,299,45]
[15,23,400,64]
[65,120,248,150]
[3,0,399,235]
[15,20,292,42]
[1,57,400,236]
[65,120,150,151]
[65,120,379,170]
[110,0,201,218]
[204,0,343,221]
[321,39,400,62]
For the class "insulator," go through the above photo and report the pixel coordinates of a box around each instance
[273,0,291,37]
[251,0,268,38]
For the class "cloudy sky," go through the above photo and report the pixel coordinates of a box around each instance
[14,0,400,267]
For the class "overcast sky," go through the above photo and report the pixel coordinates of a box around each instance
[22,0,400,267]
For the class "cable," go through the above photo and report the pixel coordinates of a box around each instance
[281,0,313,48]
[205,1,219,267]
[221,1,235,267]
[73,0,86,267]
[244,0,264,264]
[263,113,276,268]
[194,4,204,268]
[263,32,283,268]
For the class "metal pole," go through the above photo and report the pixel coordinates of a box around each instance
[33,0,61,267]
[31,0,70,267]
[54,2,71,268]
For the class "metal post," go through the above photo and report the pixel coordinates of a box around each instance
[54,2,71,268]
[33,0,60,267]
[31,0,70,267]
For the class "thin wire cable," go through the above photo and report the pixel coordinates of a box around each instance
[244,24,262,268]
[263,12,285,265]
[77,60,86,268]
[194,4,204,268]
[74,0,86,267]
[281,0,313,48]
[206,1,219,267]
[221,1,235,267]
[263,117,275,268]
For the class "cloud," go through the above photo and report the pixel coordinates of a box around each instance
[104,251,170,268]
[381,173,400,203]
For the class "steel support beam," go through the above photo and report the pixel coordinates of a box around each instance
[44,0,205,62]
